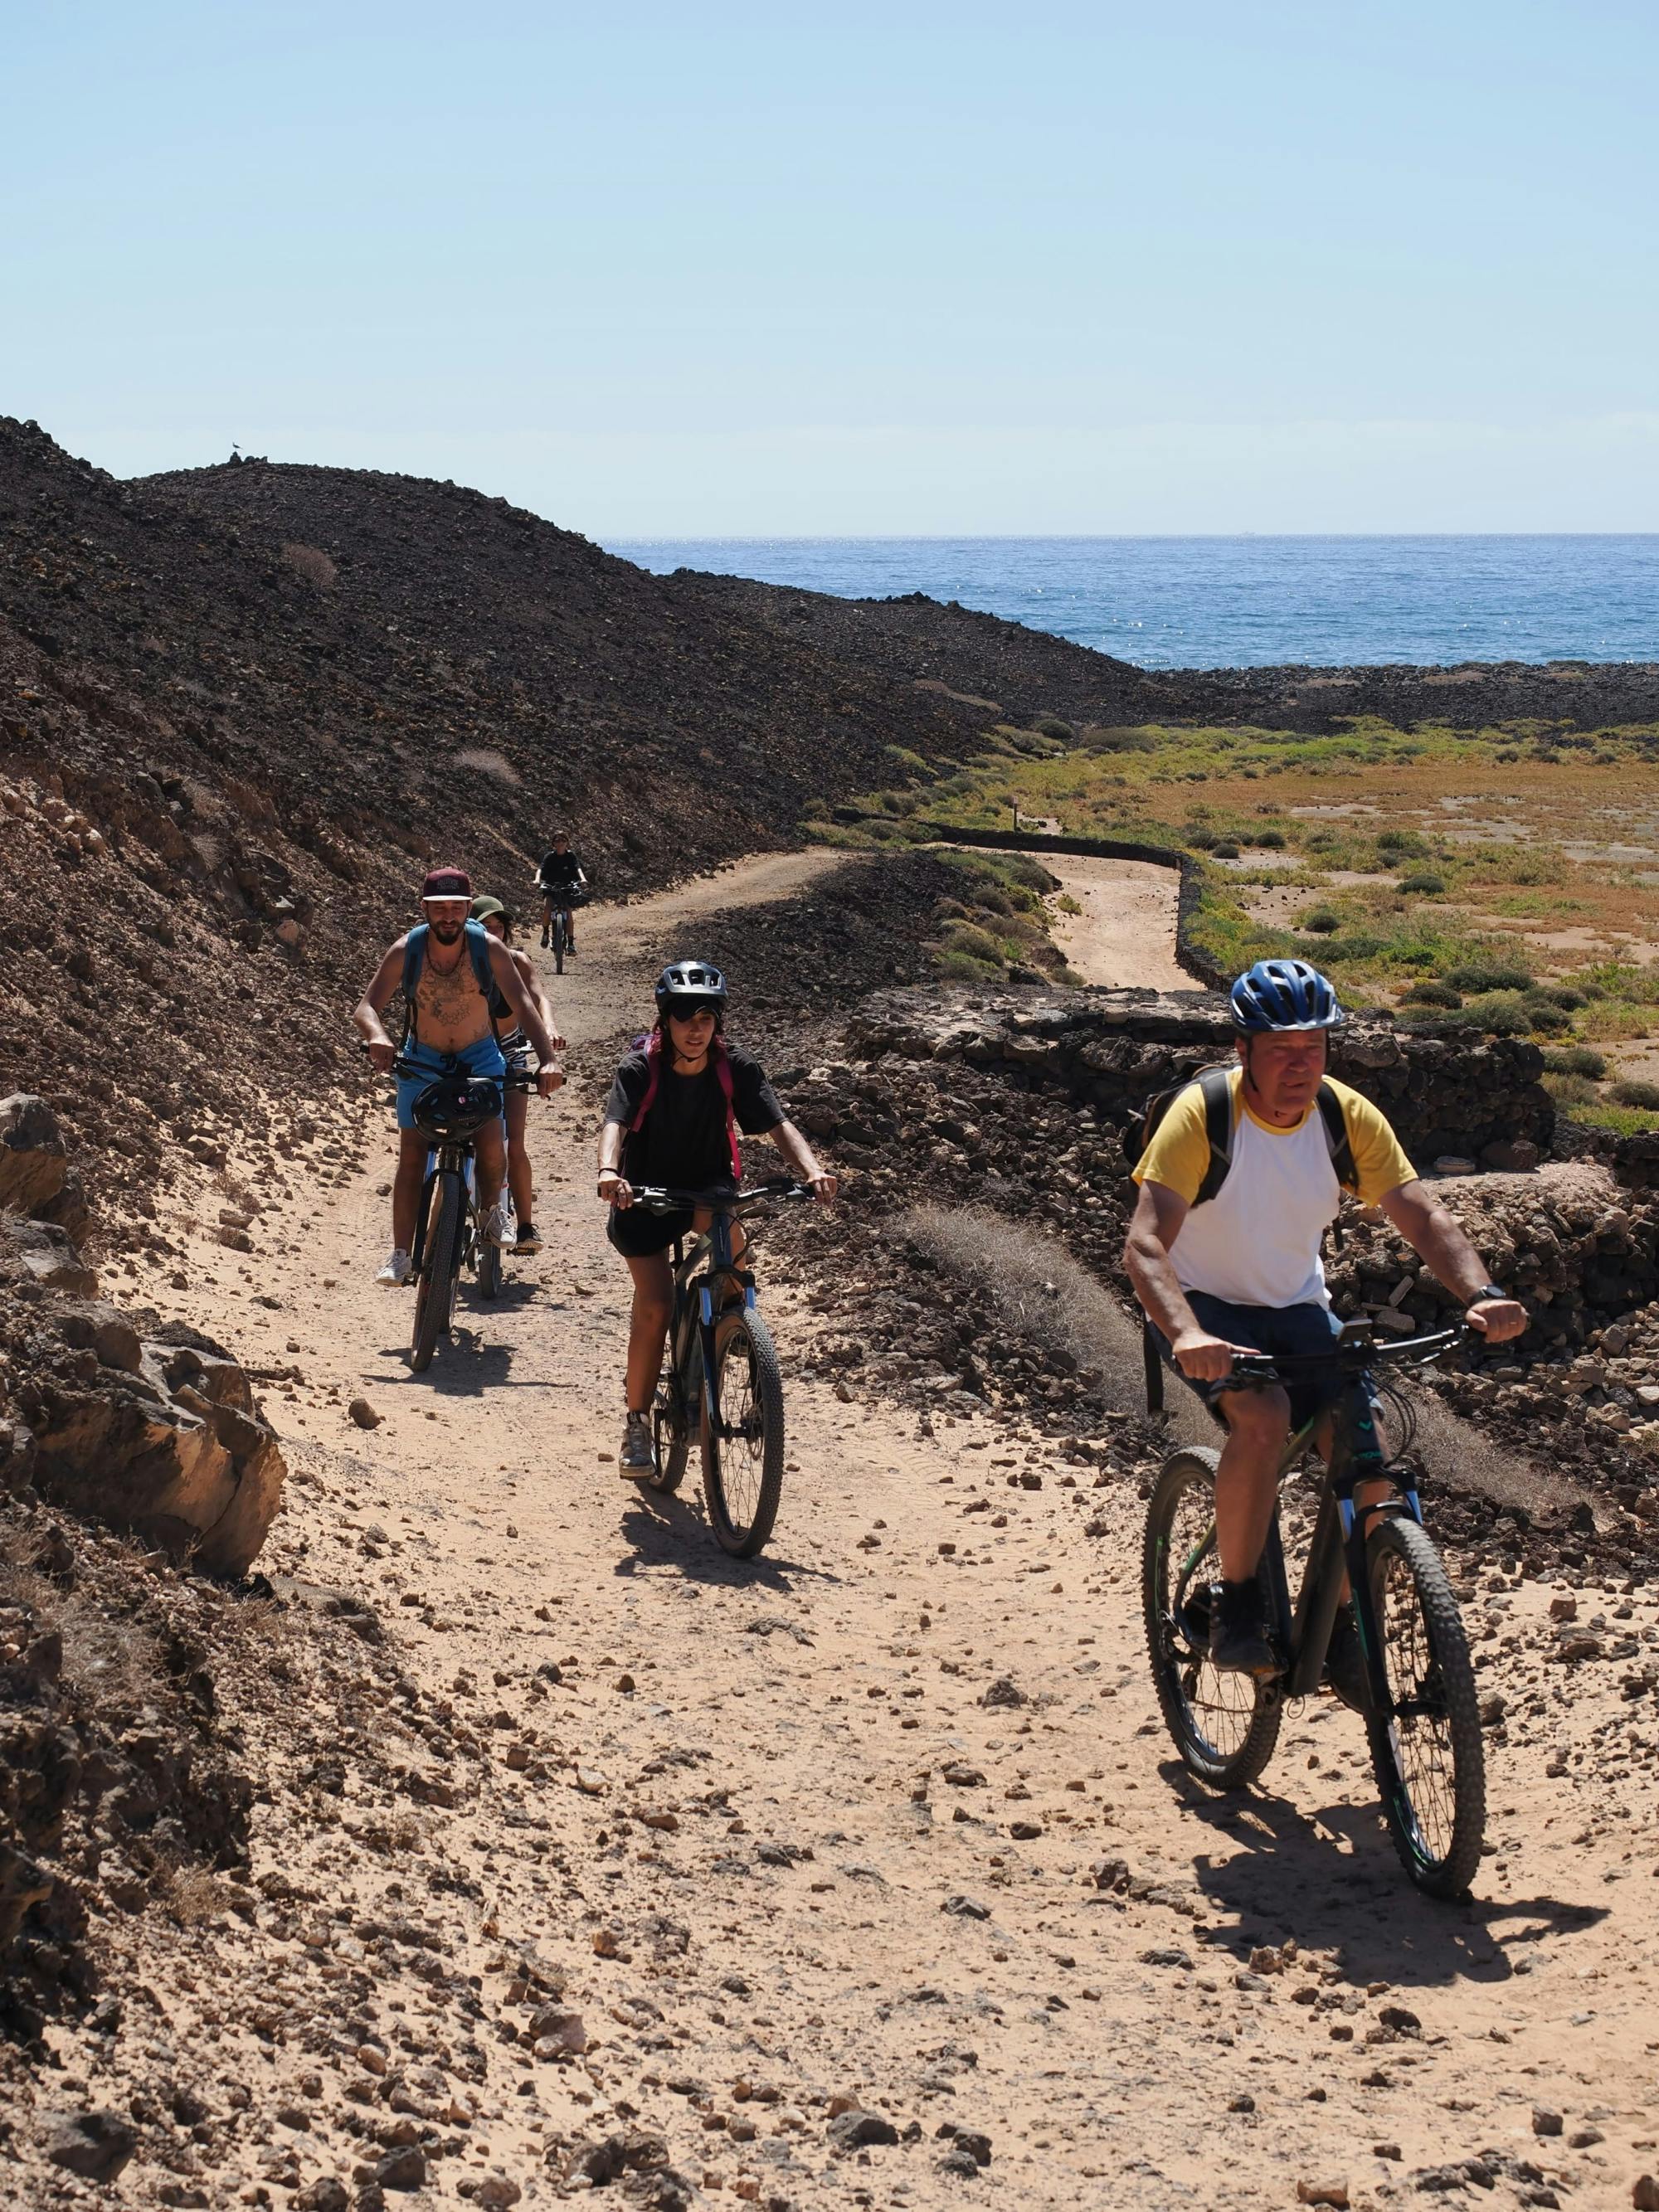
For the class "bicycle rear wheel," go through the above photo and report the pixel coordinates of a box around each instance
[411,1173,462,1372]
[1363,1514,1486,1898]
[1142,1447,1282,1789]
[703,1310,784,1558]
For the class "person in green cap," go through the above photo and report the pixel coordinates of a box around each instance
[472,894,556,1255]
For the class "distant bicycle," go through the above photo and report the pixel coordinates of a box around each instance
[1142,1319,1486,1898]
[392,1055,535,1369]
[542,883,589,975]
[631,1180,809,1558]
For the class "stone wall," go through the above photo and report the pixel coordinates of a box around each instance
[848,985,1554,1170]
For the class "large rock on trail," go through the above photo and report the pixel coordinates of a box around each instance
[28,1315,285,1578]
[0,1093,66,1215]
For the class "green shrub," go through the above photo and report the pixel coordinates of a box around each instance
[935,949,1000,984]
[1543,1072,1598,1106]
[1185,828,1221,851]
[1610,1078,1659,1109]
[1542,1044,1608,1077]
[1253,829,1287,848]
[800,798,831,823]
[1517,992,1571,1033]
[1299,907,1340,933]
[1316,933,1384,963]
[884,745,929,777]
[1079,723,1157,754]
[1397,872,1447,896]
[1535,984,1586,1009]
[1404,980,1462,1009]
[1460,990,1535,1036]
[1031,715,1075,741]
[939,921,1006,965]
[1376,827,1429,855]
[1211,842,1241,860]
[1445,961,1534,994]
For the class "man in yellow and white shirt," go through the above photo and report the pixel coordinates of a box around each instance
[1124,958,1525,1679]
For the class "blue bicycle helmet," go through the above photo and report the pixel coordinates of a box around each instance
[1229,958,1345,1033]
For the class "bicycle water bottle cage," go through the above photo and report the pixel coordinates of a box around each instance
[411,1075,504,1144]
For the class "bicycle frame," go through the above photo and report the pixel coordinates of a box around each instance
[1172,1329,1454,1721]
[665,1209,757,1450]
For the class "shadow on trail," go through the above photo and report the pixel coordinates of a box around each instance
[614,1495,843,1595]
[1165,1762,1607,1990]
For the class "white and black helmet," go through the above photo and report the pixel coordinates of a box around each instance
[654,960,728,1015]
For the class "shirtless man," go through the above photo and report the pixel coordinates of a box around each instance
[353,866,563,1286]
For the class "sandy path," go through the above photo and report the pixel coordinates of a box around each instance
[106,852,1659,2211]
[1037,854,1201,993]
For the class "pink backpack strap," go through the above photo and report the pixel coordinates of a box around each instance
[712,1040,742,1181]
[628,1031,662,1133]
[629,1032,742,1182]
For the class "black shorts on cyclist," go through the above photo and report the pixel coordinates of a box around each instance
[1150,1291,1352,1431]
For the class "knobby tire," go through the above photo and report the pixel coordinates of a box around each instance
[704,1310,785,1558]
[552,912,567,976]
[411,1172,462,1372]
[651,1339,698,1495]
[1363,1514,1486,1898]
[1142,1446,1282,1789]
[476,1223,502,1301]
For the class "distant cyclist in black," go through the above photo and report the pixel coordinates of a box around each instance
[536,835,587,951]
[596,960,837,1475]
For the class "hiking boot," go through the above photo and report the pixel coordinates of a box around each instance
[375,1249,411,1288]
[1324,1609,1368,1711]
[484,1201,513,1248]
[1209,1578,1277,1677]
[540,927,550,948]
[515,1220,543,1256]
[619,1412,657,1478]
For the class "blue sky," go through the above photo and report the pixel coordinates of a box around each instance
[2,0,1657,532]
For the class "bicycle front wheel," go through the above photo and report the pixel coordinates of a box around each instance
[1363,1514,1486,1898]
[411,1173,462,1372]
[476,1224,501,1301]
[552,913,567,975]
[1142,1447,1282,1789]
[703,1310,784,1558]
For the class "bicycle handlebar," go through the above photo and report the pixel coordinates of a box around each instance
[1224,1323,1470,1383]
[377,1049,540,1092]
[628,1179,811,1214]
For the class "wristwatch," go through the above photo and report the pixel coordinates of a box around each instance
[1467,1283,1508,1308]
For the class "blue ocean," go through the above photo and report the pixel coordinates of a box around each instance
[606,536,1659,672]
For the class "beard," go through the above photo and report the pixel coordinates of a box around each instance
[431,920,465,945]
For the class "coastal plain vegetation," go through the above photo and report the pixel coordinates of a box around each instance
[826,712,1659,1135]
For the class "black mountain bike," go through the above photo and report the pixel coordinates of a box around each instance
[542,883,588,974]
[1142,1320,1486,1898]
[393,1057,533,1370]
[631,1181,809,1558]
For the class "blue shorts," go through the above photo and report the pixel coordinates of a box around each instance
[395,1035,507,1131]
[1154,1291,1347,1432]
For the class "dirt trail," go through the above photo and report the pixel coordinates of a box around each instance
[92,851,1659,2212]
[1036,855,1201,992]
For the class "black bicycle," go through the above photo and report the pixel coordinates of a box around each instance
[541,882,589,974]
[630,1181,809,1558]
[1142,1320,1486,1898]
[392,1057,533,1369]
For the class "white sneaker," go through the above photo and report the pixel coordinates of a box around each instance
[484,1202,513,1248]
[376,1249,411,1287]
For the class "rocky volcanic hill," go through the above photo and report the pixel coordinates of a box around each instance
[675,572,1659,735]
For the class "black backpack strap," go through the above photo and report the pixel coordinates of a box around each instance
[1143,1316,1165,1417]
[1316,1082,1357,1190]
[1194,1067,1236,1205]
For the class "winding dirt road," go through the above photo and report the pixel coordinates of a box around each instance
[113,853,1659,2211]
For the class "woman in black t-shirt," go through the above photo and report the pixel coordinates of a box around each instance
[596,959,837,1476]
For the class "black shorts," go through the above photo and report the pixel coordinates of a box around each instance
[1152,1291,1355,1432]
[606,1203,695,1259]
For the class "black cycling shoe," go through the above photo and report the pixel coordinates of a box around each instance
[1324,1609,1368,1711]
[540,929,550,948]
[1209,1578,1277,1677]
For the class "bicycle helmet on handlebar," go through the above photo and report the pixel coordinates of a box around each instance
[654,960,728,1015]
[1229,958,1345,1033]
